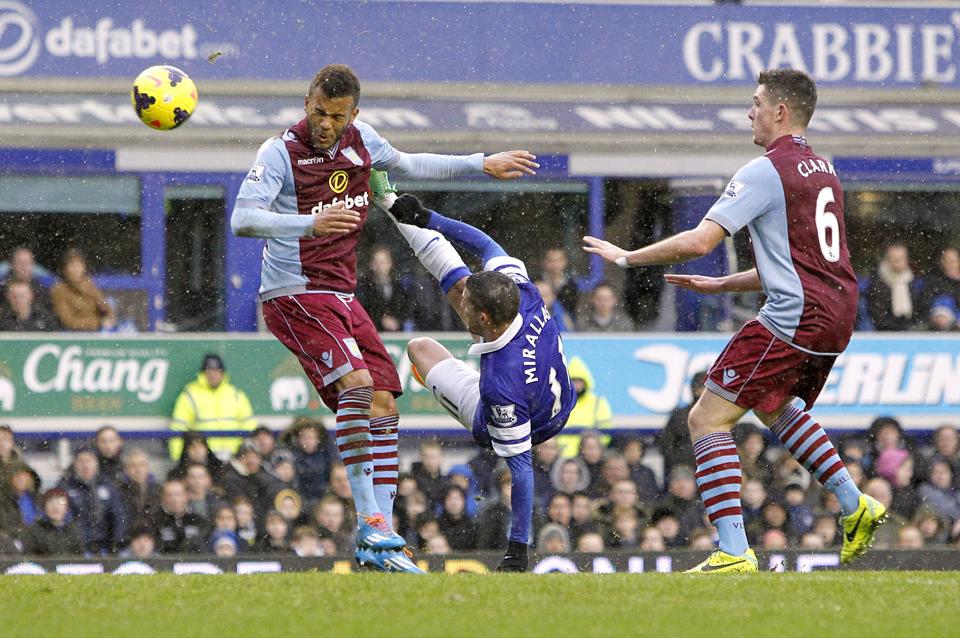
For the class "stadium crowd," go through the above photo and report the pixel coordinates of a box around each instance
[3,243,960,334]
[1,401,958,558]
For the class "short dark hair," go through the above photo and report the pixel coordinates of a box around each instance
[465,271,519,326]
[757,68,817,127]
[309,64,360,106]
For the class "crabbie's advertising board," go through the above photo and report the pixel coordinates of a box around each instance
[0,334,955,432]
[3,2,960,88]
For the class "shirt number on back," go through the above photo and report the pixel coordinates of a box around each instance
[815,187,840,263]
[549,367,562,418]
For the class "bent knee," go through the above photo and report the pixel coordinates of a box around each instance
[336,369,374,392]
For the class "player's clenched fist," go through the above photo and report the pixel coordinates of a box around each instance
[389,194,432,228]
[312,202,360,236]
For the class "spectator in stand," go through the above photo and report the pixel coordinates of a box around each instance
[312,495,352,552]
[657,372,707,477]
[897,524,924,550]
[596,480,649,542]
[50,248,115,332]
[640,525,666,551]
[448,464,480,519]
[0,461,40,541]
[759,501,789,540]
[925,247,960,311]
[356,245,409,332]
[921,426,960,486]
[762,528,788,551]
[290,525,324,557]
[167,432,225,484]
[918,458,960,524]
[651,507,684,549]
[268,454,299,498]
[0,425,27,488]
[150,480,209,554]
[687,528,715,551]
[599,455,637,503]
[618,438,660,503]
[539,247,580,322]
[122,524,157,559]
[437,485,477,550]
[552,458,590,498]
[657,466,703,541]
[532,440,560,511]
[874,448,921,520]
[212,505,238,534]
[578,431,607,498]
[210,529,240,557]
[538,523,570,553]
[22,488,83,556]
[93,426,125,487]
[577,283,634,332]
[812,514,841,548]
[576,532,605,553]
[221,445,277,522]
[913,506,950,545]
[274,489,302,525]
[569,492,598,544]
[799,532,825,549]
[326,464,355,517]
[927,301,959,332]
[534,280,572,332]
[119,449,163,522]
[0,247,53,317]
[863,477,906,548]
[58,445,128,554]
[249,426,284,475]
[425,533,451,556]
[233,497,259,550]
[184,463,223,520]
[733,423,773,485]
[257,510,292,554]
[543,493,572,533]
[476,469,513,550]
[289,417,331,503]
[411,439,446,509]
[0,280,58,331]
[169,353,257,460]
[866,243,924,330]
[863,416,906,474]
[556,358,612,458]
[740,479,767,542]
[783,482,815,543]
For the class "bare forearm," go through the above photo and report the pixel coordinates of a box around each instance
[623,230,712,267]
[719,269,762,292]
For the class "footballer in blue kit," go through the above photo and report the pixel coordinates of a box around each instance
[370,171,575,572]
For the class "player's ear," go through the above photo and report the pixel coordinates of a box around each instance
[349,106,359,124]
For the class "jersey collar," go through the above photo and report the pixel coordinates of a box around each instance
[766,134,807,153]
[468,314,523,356]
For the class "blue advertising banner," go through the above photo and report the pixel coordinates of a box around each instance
[3,2,960,88]
[562,334,960,429]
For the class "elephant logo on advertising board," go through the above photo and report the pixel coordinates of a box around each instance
[270,377,309,411]
[0,376,14,411]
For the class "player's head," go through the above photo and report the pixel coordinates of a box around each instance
[750,69,817,146]
[304,64,361,151]
[461,271,519,336]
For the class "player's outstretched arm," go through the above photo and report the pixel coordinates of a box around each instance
[391,194,509,264]
[482,151,539,179]
[665,268,761,294]
[583,219,727,268]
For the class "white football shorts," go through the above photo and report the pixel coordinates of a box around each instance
[423,358,480,431]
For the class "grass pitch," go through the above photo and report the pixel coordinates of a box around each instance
[2,572,957,638]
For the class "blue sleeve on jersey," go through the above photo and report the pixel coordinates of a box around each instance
[231,138,314,238]
[704,156,780,236]
[504,450,534,544]
[355,119,484,177]
[426,211,508,263]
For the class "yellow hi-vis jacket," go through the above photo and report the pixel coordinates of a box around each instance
[168,373,257,459]
[557,356,613,458]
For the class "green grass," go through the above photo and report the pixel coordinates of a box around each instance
[1,573,958,638]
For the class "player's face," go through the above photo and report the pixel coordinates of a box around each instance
[459,288,486,336]
[748,85,781,147]
[304,91,359,151]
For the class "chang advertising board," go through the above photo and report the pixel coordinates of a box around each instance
[2,3,960,87]
[0,335,955,430]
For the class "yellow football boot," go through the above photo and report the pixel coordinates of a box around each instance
[685,548,758,573]
[840,494,887,564]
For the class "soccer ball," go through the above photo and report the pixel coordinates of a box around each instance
[131,65,198,130]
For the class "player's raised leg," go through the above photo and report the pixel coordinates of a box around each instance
[685,390,758,573]
[407,337,480,434]
[758,400,886,564]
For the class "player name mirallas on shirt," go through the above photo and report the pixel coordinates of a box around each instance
[521,305,553,385]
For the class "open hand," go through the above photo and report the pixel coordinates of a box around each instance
[483,151,539,179]
[312,202,360,236]
[664,273,726,294]
[582,235,628,264]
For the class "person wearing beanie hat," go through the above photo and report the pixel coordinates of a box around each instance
[209,528,240,557]
[169,353,257,460]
